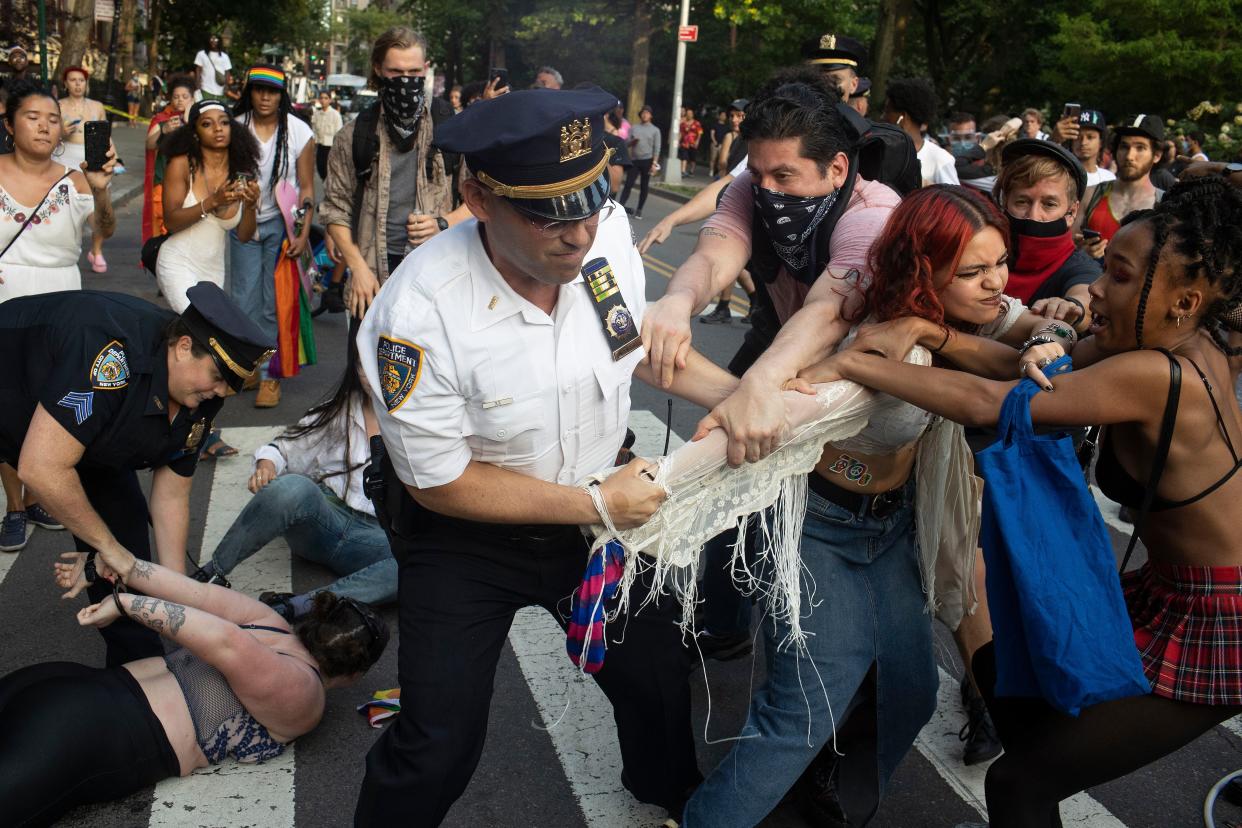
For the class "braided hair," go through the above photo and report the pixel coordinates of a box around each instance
[232,67,294,197]
[1123,177,1242,354]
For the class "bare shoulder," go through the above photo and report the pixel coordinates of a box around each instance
[67,168,90,193]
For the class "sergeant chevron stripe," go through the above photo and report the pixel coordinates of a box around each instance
[57,391,94,425]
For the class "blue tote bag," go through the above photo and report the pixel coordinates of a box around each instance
[975,359,1150,716]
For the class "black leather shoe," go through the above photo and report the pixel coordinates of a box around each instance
[959,680,1003,765]
[259,591,297,623]
[793,750,848,827]
[698,304,732,325]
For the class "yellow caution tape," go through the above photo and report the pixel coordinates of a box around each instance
[102,103,151,124]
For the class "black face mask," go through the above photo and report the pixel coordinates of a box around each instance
[1007,213,1070,239]
[377,75,425,152]
[751,184,840,283]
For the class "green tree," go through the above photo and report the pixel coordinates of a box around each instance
[344,6,407,72]
[1046,0,1242,117]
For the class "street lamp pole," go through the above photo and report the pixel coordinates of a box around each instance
[663,0,691,186]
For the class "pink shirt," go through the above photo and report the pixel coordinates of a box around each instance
[704,172,900,323]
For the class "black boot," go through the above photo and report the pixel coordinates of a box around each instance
[959,679,1003,765]
[698,301,732,325]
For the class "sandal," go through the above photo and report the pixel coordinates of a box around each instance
[198,429,239,460]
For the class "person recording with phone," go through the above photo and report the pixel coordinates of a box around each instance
[143,75,196,247]
[58,65,111,274]
[156,101,260,312]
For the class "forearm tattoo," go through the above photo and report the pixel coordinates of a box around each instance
[127,596,188,636]
[699,227,729,240]
[129,559,154,582]
[94,194,116,236]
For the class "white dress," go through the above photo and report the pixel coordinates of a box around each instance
[156,170,243,312]
[0,166,94,302]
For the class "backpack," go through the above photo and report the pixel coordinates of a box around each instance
[349,97,458,237]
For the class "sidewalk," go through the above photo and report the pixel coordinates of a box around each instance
[650,170,718,205]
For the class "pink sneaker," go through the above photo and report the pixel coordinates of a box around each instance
[87,251,108,273]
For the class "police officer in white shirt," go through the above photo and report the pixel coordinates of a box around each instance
[355,87,740,827]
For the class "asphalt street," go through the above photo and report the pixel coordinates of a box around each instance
[3,173,1242,828]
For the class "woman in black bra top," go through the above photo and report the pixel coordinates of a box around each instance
[804,176,1242,827]
[0,542,388,827]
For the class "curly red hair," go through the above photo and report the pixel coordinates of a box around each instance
[855,184,1008,325]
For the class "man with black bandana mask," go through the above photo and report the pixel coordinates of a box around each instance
[992,139,1099,333]
[320,27,470,318]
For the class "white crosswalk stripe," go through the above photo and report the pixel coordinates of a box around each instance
[148,426,298,828]
[503,410,685,826]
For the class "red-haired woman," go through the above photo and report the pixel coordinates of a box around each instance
[686,184,1074,826]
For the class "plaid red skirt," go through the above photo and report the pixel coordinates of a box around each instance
[1123,562,1242,705]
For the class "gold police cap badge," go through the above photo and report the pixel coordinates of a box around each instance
[820,33,837,50]
[560,119,591,163]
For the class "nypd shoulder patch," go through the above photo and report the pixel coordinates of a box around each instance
[90,340,130,390]
[377,335,424,412]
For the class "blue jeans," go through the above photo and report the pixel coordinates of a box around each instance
[209,474,396,606]
[684,480,938,827]
[228,216,285,379]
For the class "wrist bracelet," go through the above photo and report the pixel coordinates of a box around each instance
[1020,334,1057,353]
[199,198,208,219]
[1036,321,1078,344]
[583,482,619,538]
[931,326,951,353]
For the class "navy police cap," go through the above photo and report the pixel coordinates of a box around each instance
[434,87,617,221]
[801,33,868,73]
[180,282,275,391]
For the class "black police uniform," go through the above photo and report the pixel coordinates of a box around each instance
[354,89,701,827]
[0,287,272,666]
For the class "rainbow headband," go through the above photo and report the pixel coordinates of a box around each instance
[246,67,286,88]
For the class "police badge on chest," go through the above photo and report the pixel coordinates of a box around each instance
[581,257,640,361]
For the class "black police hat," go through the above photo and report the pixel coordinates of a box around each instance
[801,33,867,74]
[179,282,276,391]
[434,87,617,221]
[851,78,872,99]
[1001,138,1088,201]
[728,98,749,112]
[1114,113,1165,146]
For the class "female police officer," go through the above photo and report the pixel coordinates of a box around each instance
[355,87,742,826]
[0,282,273,666]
